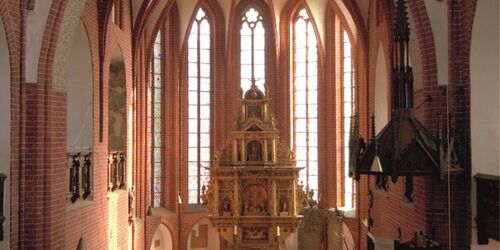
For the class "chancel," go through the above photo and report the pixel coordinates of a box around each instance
[0,0,498,250]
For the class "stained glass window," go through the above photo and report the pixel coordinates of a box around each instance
[151,30,162,207]
[292,9,318,201]
[188,8,211,204]
[343,30,356,208]
[240,7,265,94]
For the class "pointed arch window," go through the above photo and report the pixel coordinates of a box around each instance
[188,8,211,204]
[343,30,356,208]
[150,30,162,207]
[240,7,265,93]
[291,9,318,201]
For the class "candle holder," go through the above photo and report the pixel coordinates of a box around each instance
[233,225,238,250]
[276,234,281,250]
[233,233,238,250]
[276,226,281,250]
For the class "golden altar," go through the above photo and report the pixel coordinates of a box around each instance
[203,84,306,249]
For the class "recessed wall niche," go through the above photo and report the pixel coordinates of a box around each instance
[0,17,10,247]
[67,21,93,149]
[108,46,126,151]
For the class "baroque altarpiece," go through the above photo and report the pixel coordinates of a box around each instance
[203,84,307,249]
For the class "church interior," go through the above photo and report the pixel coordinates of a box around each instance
[0,0,498,249]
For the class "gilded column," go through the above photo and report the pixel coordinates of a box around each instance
[241,140,246,162]
[214,179,219,212]
[232,140,238,162]
[272,180,277,216]
[292,179,297,215]
[263,139,268,162]
[272,138,277,162]
[233,175,239,215]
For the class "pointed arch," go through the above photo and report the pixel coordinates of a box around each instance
[144,3,181,210]
[227,0,278,128]
[176,0,226,205]
[150,224,173,250]
[185,6,212,204]
[278,0,325,204]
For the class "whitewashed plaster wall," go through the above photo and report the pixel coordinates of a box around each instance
[187,218,219,250]
[355,0,369,25]
[150,224,173,250]
[424,0,449,86]
[374,42,389,133]
[470,0,500,226]
[0,18,10,249]
[25,0,52,83]
[177,0,198,45]
[66,21,93,149]
[52,0,88,89]
[305,0,327,49]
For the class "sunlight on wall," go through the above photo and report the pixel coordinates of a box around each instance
[150,224,173,250]
[187,218,219,250]
[108,196,118,249]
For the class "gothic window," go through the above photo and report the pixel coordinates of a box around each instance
[240,7,265,93]
[111,0,123,29]
[292,8,318,201]
[188,8,211,204]
[343,30,356,208]
[151,30,162,207]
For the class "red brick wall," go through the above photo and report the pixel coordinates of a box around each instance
[3,0,474,249]
[0,0,22,248]
[351,0,473,249]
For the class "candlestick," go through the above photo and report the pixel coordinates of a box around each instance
[276,226,281,250]
[234,225,237,235]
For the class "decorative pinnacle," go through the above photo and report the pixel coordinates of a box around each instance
[394,0,410,43]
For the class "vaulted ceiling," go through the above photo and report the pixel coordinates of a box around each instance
[129,0,369,52]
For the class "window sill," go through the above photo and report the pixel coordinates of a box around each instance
[66,199,93,212]
[107,189,127,199]
[148,206,175,218]
[186,204,208,213]
[337,207,357,218]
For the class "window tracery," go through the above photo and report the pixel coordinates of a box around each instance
[188,8,211,204]
[343,30,356,208]
[291,8,319,201]
[151,30,162,207]
[240,7,265,94]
